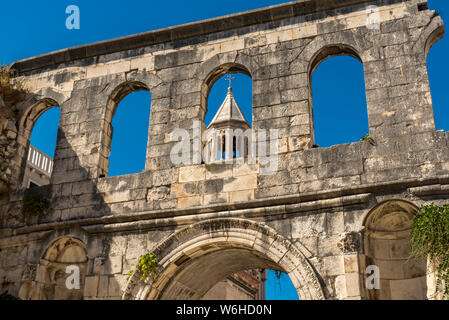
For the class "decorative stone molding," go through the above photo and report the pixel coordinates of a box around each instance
[337,231,362,254]
[21,264,37,281]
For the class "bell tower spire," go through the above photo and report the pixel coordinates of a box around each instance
[207,75,250,130]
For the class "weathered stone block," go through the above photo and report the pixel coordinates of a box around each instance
[222,175,257,192]
[203,193,228,205]
[229,189,254,203]
[84,276,99,297]
[179,166,205,183]
[177,196,202,208]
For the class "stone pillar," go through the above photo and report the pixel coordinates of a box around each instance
[224,129,233,162]
[337,231,363,300]
[426,257,445,300]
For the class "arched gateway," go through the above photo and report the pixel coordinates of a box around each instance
[122,218,325,300]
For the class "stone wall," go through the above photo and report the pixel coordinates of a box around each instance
[0,94,19,198]
[0,0,448,300]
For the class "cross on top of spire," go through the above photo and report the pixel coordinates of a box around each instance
[225,74,235,89]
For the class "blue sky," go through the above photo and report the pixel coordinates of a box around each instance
[5,0,449,300]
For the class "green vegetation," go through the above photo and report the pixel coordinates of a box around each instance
[410,204,449,298]
[360,132,373,142]
[135,253,158,282]
[23,192,51,215]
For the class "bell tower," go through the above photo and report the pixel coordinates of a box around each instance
[206,75,251,162]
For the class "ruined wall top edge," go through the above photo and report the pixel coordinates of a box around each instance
[10,0,410,74]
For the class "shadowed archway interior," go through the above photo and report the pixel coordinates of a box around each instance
[362,200,428,300]
[161,248,279,299]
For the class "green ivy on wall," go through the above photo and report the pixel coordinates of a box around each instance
[133,253,158,282]
[23,192,50,215]
[410,204,449,298]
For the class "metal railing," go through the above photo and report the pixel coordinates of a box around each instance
[27,145,53,177]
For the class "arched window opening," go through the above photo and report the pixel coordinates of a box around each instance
[311,54,368,148]
[204,71,252,163]
[24,106,60,188]
[426,29,448,131]
[107,89,151,177]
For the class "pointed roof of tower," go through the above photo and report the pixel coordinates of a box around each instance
[207,87,251,130]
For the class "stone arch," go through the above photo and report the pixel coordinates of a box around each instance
[412,15,445,59]
[422,16,447,130]
[100,73,158,176]
[38,228,90,260]
[196,52,256,84]
[195,52,256,121]
[14,89,64,187]
[362,199,419,231]
[308,44,362,76]
[122,218,325,300]
[361,199,428,300]
[18,236,88,300]
[415,15,445,133]
[294,31,366,70]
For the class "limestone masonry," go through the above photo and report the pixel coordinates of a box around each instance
[0,0,447,300]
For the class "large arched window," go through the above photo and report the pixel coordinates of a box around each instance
[310,49,368,148]
[203,67,252,162]
[24,106,60,188]
[201,63,252,123]
[104,84,151,177]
